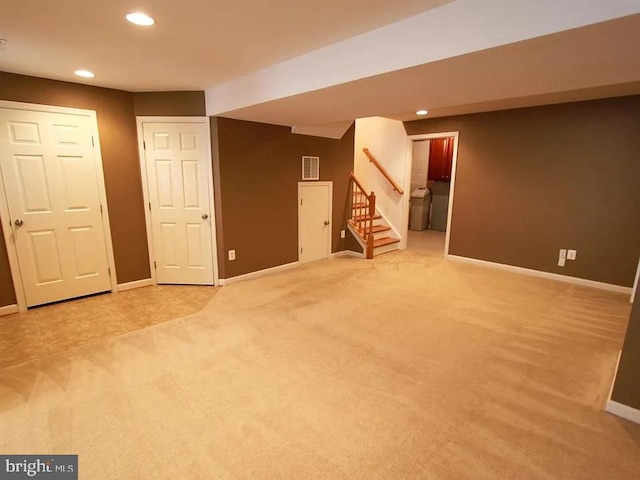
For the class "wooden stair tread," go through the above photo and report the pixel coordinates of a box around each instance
[348,222,391,239]
[352,213,382,221]
[364,225,391,234]
[373,236,400,248]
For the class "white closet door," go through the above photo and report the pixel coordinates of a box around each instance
[142,122,214,284]
[0,108,111,307]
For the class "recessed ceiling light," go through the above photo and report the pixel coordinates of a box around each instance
[416,110,429,116]
[126,12,155,26]
[74,69,95,78]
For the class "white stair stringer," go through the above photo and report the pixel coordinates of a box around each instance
[347,207,401,257]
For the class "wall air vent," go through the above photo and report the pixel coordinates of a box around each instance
[302,156,320,180]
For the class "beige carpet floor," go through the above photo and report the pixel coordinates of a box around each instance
[1,240,639,479]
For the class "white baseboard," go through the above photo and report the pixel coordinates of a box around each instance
[117,278,153,292]
[0,304,19,317]
[608,350,623,402]
[605,400,640,425]
[332,250,365,259]
[604,350,640,425]
[448,255,632,294]
[219,262,300,286]
[631,258,639,303]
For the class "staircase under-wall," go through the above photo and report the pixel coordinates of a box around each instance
[347,172,400,258]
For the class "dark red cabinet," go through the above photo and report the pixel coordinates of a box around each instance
[428,137,454,181]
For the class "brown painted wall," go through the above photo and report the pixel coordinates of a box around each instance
[612,290,640,409]
[0,71,150,305]
[0,229,14,307]
[345,229,364,254]
[132,91,206,117]
[405,96,640,287]
[212,117,355,279]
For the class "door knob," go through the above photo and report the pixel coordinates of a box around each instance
[14,219,23,227]
[324,220,330,226]
[201,213,209,220]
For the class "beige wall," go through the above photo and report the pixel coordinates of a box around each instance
[405,96,640,287]
[212,117,356,279]
[0,72,206,307]
[354,117,408,235]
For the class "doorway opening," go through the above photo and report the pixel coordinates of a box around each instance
[404,132,459,256]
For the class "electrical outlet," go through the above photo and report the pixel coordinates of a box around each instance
[567,249,577,260]
[558,257,566,267]
[228,249,236,261]
[559,249,567,259]
[340,229,345,239]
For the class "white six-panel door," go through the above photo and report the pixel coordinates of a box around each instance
[141,121,214,285]
[298,182,332,263]
[0,108,112,307]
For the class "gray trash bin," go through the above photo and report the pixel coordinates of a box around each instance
[409,187,431,231]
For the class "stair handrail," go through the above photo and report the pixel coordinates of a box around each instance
[350,172,369,197]
[349,172,376,259]
[362,148,405,194]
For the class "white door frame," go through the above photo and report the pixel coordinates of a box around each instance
[136,116,219,286]
[0,100,118,312]
[403,132,460,256]
[298,181,333,262]
[631,256,639,303]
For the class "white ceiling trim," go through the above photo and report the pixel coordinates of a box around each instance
[205,0,640,117]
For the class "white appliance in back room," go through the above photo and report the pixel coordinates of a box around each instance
[409,187,431,231]
[429,181,450,232]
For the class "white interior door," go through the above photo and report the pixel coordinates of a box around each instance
[298,182,332,263]
[142,122,214,285]
[0,108,112,307]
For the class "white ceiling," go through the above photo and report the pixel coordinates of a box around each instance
[219,14,640,126]
[1,0,639,128]
[0,0,450,91]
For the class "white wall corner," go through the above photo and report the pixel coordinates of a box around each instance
[631,257,639,303]
[605,400,640,425]
[608,350,623,402]
[605,350,640,425]
[117,278,154,292]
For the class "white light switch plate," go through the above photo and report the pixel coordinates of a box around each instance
[340,230,345,239]
[567,249,577,260]
[559,249,567,259]
[228,250,236,261]
[558,257,566,267]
